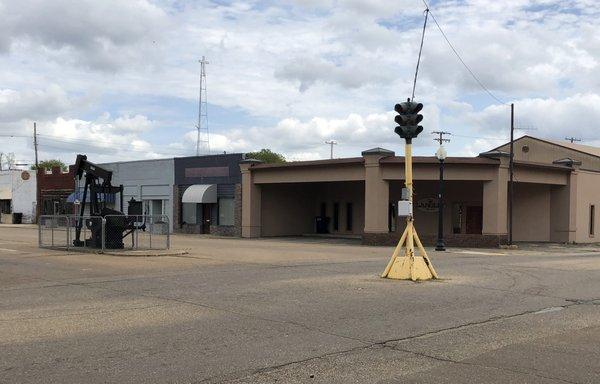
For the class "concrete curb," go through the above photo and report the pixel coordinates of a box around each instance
[102,249,190,257]
[39,247,189,257]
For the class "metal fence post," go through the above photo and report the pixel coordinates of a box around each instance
[38,217,42,248]
[66,216,70,250]
[135,216,139,250]
[149,216,153,249]
[166,215,170,250]
[101,217,106,252]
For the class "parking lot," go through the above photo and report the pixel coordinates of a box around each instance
[1,225,599,383]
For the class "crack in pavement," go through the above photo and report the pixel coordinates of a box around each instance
[207,299,599,384]
[392,346,579,384]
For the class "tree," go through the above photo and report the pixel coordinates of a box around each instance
[31,159,67,171]
[245,149,286,163]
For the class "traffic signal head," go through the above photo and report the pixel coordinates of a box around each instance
[394,98,423,143]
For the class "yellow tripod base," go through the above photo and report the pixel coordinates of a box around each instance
[381,221,438,281]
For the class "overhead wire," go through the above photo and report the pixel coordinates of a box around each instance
[421,0,509,106]
[411,8,429,101]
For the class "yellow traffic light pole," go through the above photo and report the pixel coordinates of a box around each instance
[381,141,438,281]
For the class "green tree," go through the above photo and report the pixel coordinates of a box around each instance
[31,159,67,171]
[245,149,286,163]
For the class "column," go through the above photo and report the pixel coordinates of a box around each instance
[362,148,394,236]
[567,168,578,243]
[240,160,263,238]
[482,160,508,237]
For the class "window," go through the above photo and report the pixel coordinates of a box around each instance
[452,203,463,234]
[346,203,353,231]
[590,205,595,237]
[218,198,235,226]
[333,203,339,231]
[152,200,163,216]
[182,203,197,224]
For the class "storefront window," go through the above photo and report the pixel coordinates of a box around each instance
[182,203,197,224]
[218,198,234,226]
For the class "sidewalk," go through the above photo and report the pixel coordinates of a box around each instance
[0,223,37,229]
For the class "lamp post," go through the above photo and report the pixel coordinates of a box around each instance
[435,145,447,251]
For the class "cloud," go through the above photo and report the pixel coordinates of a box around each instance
[2,0,600,164]
[468,93,600,141]
[275,57,396,92]
[0,85,74,122]
[0,0,168,71]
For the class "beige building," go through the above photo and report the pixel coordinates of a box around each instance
[240,136,600,247]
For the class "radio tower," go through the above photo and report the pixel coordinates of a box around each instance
[196,56,210,156]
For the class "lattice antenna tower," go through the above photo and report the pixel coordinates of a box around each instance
[196,56,210,156]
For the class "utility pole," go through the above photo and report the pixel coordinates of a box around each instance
[432,131,451,145]
[33,122,39,169]
[325,140,337,159]
[196,56,210,156]
[565,137,581,144]
[508,103,514,246]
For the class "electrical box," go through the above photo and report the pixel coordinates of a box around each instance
[398,200,413,217]
[401,188,409,200]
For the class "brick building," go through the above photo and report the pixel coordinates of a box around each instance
[36,166,75,219]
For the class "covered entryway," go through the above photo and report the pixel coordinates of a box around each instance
[260,181,365,237]
[181,184,217,234]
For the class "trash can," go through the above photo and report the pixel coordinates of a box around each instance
[315,216,330,234]
[12,212,22,224]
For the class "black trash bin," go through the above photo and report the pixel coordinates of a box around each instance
[12,213,22,224]
[315,216,330,234]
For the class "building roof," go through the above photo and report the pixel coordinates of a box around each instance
[250,155,499,170]
[380,156,499,165]
[251,157,364,169]
[490,135,600,159]
[361,147,395,156]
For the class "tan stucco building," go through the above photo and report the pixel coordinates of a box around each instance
[240,136,600,247]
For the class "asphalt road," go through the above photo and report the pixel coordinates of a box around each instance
[0,226,599,383]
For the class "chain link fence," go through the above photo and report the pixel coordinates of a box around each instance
[104,215,170,251]
[39,214,170,252]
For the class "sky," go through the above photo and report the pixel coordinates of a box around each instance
[1,0,600,167]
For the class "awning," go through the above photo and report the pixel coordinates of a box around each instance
[182,184,217,204]
[0,188,10,200]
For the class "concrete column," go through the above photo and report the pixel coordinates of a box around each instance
[240,160,263,238]
[362,148,394,234]
[482,160,508,236]
[567,168,579,243]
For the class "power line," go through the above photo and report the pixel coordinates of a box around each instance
[412,8,429,101]
[422,0,508,106]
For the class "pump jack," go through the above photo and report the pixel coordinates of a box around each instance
[72,154,144,249]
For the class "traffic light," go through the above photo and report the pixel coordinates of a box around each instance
[394,98,423,143]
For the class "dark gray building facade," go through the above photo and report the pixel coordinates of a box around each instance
[174,153,244,236]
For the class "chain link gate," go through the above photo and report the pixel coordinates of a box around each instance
[39,215,170,252]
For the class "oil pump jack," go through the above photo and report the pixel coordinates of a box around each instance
[72,154,144,249]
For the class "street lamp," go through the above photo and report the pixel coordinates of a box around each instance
[435,145,447,251]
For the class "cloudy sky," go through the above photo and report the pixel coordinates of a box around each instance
[1,0,600,166]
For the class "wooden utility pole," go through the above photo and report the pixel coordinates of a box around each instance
[432,131,451,145]
[508,104,514,246]
[33,122,39,169]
